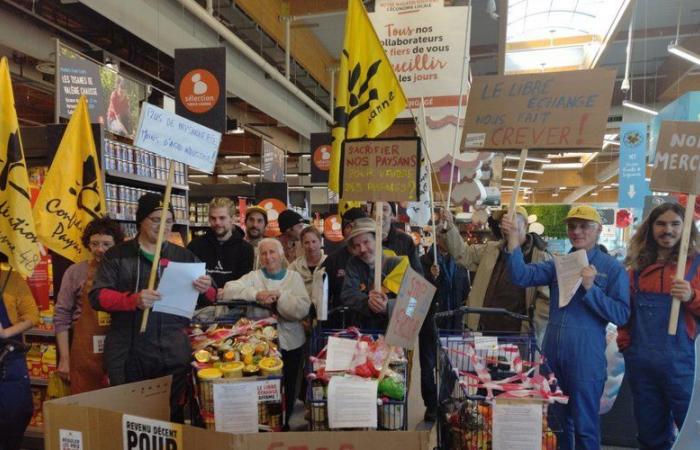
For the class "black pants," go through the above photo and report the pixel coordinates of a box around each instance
[281,346,304,428]
[0,355,32,450]
[418,312,438,413]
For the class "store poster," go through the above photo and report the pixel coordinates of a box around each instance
[368,1,469,164]
[56,43,145,139]
[310,133,331,183]
[255,182,288,237]
[261,141,286,183]
[323,214,343,242]
[618,123,650,210]
[174,47,226,134]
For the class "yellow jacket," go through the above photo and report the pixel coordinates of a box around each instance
[1,268,40,326]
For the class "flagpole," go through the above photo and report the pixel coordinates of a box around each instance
[140,162,176,333]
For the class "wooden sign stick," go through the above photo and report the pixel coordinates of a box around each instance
[509,149,528,219]
[374,201,384,291]
[668,194,697,335]
[139,162,176,333]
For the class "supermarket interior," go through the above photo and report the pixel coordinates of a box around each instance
[1,0,700,449]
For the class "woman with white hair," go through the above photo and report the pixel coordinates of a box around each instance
[220,238,310,430]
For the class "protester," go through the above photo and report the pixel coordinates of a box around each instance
[278,209,306,263]
[289,226,327,296]
[374,201,422,273]
[244,205,267,253]
[89,193,214,422]
[220,238,310,430]
[187,197,254,297]
[502,205,630,450]
[54,217,124,393]
[340,217,404,329]
[0,257,39,450]
[441,206,551,342]
[618,202,700,450]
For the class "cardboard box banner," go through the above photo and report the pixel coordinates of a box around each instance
[651,121,700,195]
[340,137,421,202]
[386,266,436,349]
[310,132,332,183]
[461,69,616,151]
[123,414,183,450]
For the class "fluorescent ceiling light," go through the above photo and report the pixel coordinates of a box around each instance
[224,155,251,160]
[582,152,599,168]
[188,174,209,178]
[559,186,568,190]
[591,191,599,196]
[187,180,202,185]
[552,193,559,197]
[611,182,619,187]
[622,100,658,116]
[240,162,260,171]
[286,174,299,177]
[503,167,544,175]
[218,174,237,178]
[246,174,260,178]
[241,180,251,185]
[502,177,538,184]
[504,155,551,163]
[546,152,587,159]
[668,43,700,66]
[312,186,327,189]
[542,163,584,170]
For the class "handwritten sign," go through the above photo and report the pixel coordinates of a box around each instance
[339,137,420,202]
[461,69,616,150]
[650,121,700,195]
[134,102,221,173]
[386,266,436,349]
[122,414,182,450]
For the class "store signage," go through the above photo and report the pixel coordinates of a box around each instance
[339,137,421,202]
[386,266,436,349]
[261,140,286,182]
[122,414,182,450]
[174,47,226,134]
[461,69,616,150]
[56,42,145,139]
[310,133,331,183]
[651,121,700,195]
[618,123,650,209]
[134,103,221,173]
[59,429,83,450]
[255,182,288,238]
[323,214,344,242]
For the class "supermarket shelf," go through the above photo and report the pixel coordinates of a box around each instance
[25,327,55,337]
[30,377,48,386]
[106,170,188,191]
[25,425,43,438]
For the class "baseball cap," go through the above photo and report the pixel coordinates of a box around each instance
[278,209,307,232]
[346,217,377,243]
[565,205,601,224]
[245,205,268,224]
[492,206,529,222]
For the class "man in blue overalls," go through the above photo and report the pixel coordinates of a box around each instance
[502,205,630,450]
[617,202,700,449]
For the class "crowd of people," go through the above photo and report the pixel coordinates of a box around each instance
[0,192,698,450]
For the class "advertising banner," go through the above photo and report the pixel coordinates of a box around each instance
[261,140,286,183]
[174,47,226,134]
[310,133,331,183]
[618,123,650,209]
[255,182,288,237]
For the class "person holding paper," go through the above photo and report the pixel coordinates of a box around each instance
[440,206,551,343]
[89,193,214,422]
[502,205,630,450]
[54,217,124,393]
[220,238,310,430]
[340,217,405,330]
[289,226,327,296]
[617,202,700,450]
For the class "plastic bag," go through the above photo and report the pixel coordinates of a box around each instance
[600,323,625,414]
[47,372,71,399]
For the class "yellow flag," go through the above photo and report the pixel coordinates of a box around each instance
[34,96,106,262]
[329,0,407,193]
[0,57,40,277]
[382,255,409,295]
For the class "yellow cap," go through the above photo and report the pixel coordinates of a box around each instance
[492,206,529,222]
[565,205,601,224]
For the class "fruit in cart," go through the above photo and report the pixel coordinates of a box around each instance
[194,349,211,363]
[542,430,557,450]
[263,326,277,339]
[378,377,405,400]
[243,364,260,377]
[254,342,268,355]
[223,351,236,362]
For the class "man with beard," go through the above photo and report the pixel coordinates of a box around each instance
[373,202,422,274]
[244,205,268,257]
[188,198,254,307]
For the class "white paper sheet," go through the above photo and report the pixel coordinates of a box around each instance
[312,269,328,321]
[325,336,358,372]
[553,250,589,308]
[152,262,205,319]
[328,376,378,429]
[213,381,259,434]
[492,399,542,450]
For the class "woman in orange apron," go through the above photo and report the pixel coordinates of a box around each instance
[54,217,123,394]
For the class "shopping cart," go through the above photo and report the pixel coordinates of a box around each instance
[306,309,409,431]
[432,306,561,450]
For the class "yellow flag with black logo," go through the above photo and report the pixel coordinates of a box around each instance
[34,96,105,262]
[329,0,407,193]
[0,57,40,277]
[382,255,409,295]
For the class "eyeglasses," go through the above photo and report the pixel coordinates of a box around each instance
[566,222,597,232]
[147,216,174,226]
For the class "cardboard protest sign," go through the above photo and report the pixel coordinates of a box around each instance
[339,137,421,202]
[134,102,221,173]
[650,121,700,195]
[461,69,616,150]
[386,266,436,349]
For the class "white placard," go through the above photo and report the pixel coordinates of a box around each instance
[492,400,542,450]
[213,382,259,434]
[152,262,206,319]
[255,378,282,403]
[92,335,105,354]
[328,376,378,429]
[325,337,358,372]
[60,429,83,450]
[553,249,589,308]
[312,270,328,321]
[134,102,221,173]
[123,414,182,450]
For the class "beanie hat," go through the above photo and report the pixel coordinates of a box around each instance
[278,209,307,233]
[136,193,174,225]
[341,207,368,227]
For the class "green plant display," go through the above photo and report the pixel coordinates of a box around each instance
[525,204,571,239]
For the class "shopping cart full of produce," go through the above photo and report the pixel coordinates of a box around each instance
[432,307,565,450]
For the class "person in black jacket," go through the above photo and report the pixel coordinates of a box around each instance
[90,194,214,422]
[373,202,423,274]
[187,197,254,307]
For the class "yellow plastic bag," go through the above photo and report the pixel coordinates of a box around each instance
[46,372,71,399]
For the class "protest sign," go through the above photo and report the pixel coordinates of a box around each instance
[650,120,700,334]
[122,415,182,450]
[339,137,421,202]
[386,266,436,349]
[461,69,616,151]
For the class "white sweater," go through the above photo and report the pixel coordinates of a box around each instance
[221,270,310,350]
